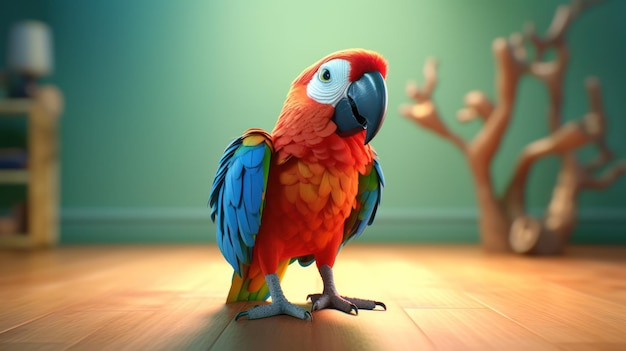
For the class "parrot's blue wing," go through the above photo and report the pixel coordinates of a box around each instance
[209,129,273,277]
[341,157,384,247]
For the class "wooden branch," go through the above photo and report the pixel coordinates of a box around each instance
[582,77,606,136]
[577,76,625,188]
[582,147,612,172]
[520,1,602,131]
[508,33,528,66]
[404,58,438,103]
[402,0,613,255]
[420,58,438,100]
[504,74,608,215]
[468,38,522,168]
[518,1,603,132]
[509,215,543,254]
[580,160,626,190]
[401,59,467,152]
[524,0,601,57]
[525,31,569,132]
[402,51,516,252]
[509,214,568,255]
[503,119,592,218]
[457,91,494,123]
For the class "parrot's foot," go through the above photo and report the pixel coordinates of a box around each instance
[234,273,312,321]
[307,293,386,315]
[310,264,386,316]
[235,300,312,321]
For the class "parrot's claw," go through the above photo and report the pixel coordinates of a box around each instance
[308,293,383,315]
[341,296,387,311]
[235,301,312,321]
[234,310,249,321]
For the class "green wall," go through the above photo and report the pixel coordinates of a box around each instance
[1,0,625,243]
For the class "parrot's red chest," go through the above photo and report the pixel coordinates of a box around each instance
[252,134,373,273]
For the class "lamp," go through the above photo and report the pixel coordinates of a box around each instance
[6,20,53,97]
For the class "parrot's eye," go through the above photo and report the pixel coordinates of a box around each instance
[307,58,350,105]
[319,68,331,82]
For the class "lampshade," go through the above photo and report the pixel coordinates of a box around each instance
[7,20,53,77]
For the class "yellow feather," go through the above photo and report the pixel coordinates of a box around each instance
[227,272,245,302]
[307,195,328,212]
[242,134,265,146]
[331,187,346,206]
[308,162,325,175]
[299,182,318,203]
[340,173,354,192]
[279,170,298,185]
[248,272,266,292]
[297,161,313,178]
[319,172,332,197]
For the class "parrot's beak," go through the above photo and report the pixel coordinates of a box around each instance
[332,71,387,144]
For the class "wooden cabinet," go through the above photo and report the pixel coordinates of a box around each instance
[0,86,63,248]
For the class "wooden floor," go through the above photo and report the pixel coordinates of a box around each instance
[0,244,625,351]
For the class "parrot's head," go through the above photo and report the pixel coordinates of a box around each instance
[275,49,388,147]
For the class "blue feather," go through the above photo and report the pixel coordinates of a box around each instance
[240,214,261,246]
[236,201,253,243]
[244,167,265,213]
[207,130,273,276]
[241,146,265,168]
[221,225,237,271]
[224,201,239,238]
[245,166,262,214]
[228,160,244,207]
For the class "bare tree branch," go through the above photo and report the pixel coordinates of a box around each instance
[582,147,613,172]
[457,91,494,123]
[402,0,616,254]
[401,59,467,152]
[404,58,438,103]
[580,160,626,189]
[468,38,523,168]
[524,0,602,57]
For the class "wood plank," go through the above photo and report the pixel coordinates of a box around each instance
[211,246,434,350]
[397,287,487,309]
[553,343,626,351]
[472,285,626,343]
[405,308,559,351]
[0,311,123,344]
[1,245,625,350]
[0,343,68,351]
[0,246,220,332]
[67,298,242,351]
[211,301,434,351]
[469,286,626,343]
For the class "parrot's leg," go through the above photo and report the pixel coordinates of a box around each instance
[307,264,386,315]
[235,273,312,321]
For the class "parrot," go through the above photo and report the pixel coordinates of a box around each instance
[209,48,387,320]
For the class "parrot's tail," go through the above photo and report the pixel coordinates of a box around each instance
[226,259,290,302]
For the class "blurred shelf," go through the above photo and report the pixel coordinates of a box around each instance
[0,169,29,184]
[0,86,63,249]
[0,98,33,115]
[0,234,32,248]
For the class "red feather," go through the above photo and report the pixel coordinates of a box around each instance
[292,49,387,87]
